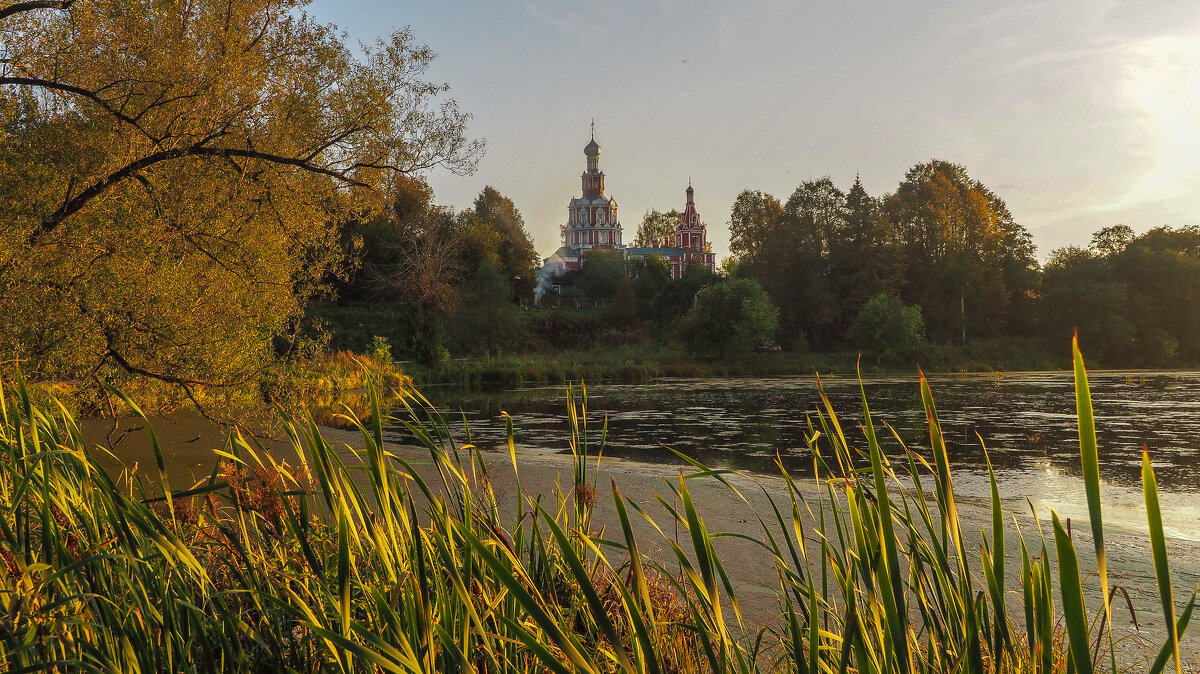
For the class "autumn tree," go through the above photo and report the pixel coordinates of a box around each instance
[633,209,681,247]
[0,0,481,404]
[362,201,467,365]
[469,186,539,303]
[883,160,1036,341]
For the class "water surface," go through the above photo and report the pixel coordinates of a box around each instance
[409,371,1200,541]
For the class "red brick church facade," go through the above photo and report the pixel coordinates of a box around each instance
[541,131,715,291]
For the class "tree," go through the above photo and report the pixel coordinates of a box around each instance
[882,160,1034,341]
[451,258,519,356]
[729,181,845,348]
[784,177,845,258]
[851,294,925,362]
[628,254,670,319]
[363,205,466,365]
[728,190,784,264]
[651,262,717,325]
[0,0,482,403]
[1040,246,1133,364]
[828,175,902,333]
[574,250,626,302]
[633,209,681,247]
[608,281,636,326]
[1090,225,1134,257]
[677,278,779,358]
[472,187,539,303]
[777,178,845,344]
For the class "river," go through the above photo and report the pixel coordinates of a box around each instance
[413,371,1200,543]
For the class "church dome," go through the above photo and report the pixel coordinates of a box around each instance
[584,137,601,157]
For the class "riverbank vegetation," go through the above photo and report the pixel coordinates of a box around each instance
[314,160,1200,393]
[0,0,477,415]
[1,342,1191,672]
[725,168,1200,369]
[400,337,1060,390]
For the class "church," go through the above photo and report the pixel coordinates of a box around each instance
[541,129,715,293]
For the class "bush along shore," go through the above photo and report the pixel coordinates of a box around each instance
[407,337,1065,391]
[0,339,1193,672]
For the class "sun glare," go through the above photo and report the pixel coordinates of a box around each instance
[1117,31,1200,208]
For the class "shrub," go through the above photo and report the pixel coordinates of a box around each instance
[852,293,926,361]
[677,278,779,358]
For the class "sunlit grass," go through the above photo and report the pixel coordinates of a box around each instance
[0,341,1192,672]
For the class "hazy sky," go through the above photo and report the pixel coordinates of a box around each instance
[310,0,1200,261]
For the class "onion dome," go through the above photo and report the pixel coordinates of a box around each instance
[584,137,601,157]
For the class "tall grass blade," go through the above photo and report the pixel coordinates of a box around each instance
[1073,333,1114,674]
[1053,511,1093,674]
[1143,448,1181,674]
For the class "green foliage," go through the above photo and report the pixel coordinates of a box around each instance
[651,262,719,325]
[572,249,627,301]
[370,336,393,364]
[450,258,520,356]
[1042,226,1200,366]
[730,162,1039,350]
[329,182,537,364]
[851,293,926,361]
[471,186,540,304]
[627,254,671,319]
[608,280,637,326]
[633,208,682,247]
[678,278,779,358]
[0,2,480,402]
[1091,224,1134,257]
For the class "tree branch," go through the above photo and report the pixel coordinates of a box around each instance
[0,76,150,135]
[0,0,72,22]
[104,344,220,422]
[31,141,371,244]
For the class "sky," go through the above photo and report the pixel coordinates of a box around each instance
[309,0,1200,262]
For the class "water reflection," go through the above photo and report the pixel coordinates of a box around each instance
[396,371,1200,497]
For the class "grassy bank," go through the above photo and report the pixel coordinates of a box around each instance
[409,337,1065,390]
[0,341,1193,672]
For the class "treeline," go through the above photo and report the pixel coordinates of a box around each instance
[312,178,540,365]
[728,161,1037,351]
[726,160,1200,367]
[1043,225,1200,365]
[317,184,774,364]
[330,159,1200,371]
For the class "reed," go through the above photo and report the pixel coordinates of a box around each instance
[0,344,1192,672]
